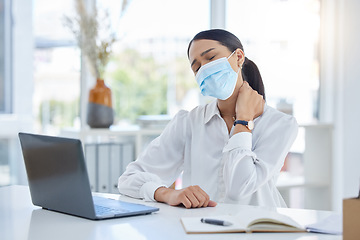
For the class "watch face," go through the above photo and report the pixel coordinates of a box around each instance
[248,120,254,130]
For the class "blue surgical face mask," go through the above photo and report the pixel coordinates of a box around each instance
[195,51,240,100]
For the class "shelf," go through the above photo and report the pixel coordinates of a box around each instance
[276,172,329,190]
[60,126,164,157]
[61,126,164,136]
[276,172,305,190]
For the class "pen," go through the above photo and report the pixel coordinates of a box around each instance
[201,218,233,226]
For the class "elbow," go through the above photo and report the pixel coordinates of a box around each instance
[224,156,259,200]
[225,178,258,201]
[117,175,127,194]
[225,169,259,200]
[117,174,139,198]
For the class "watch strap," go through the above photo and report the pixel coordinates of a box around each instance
[233,120,248,126]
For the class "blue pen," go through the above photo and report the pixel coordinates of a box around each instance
[201,218,233,226]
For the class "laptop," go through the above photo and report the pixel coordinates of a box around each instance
[18,132,159,220]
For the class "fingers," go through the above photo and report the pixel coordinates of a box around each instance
[241,81,252,90]
[183,189,200,208]
[177,185,214,209]
[239,80,246,89]
[239,81,250,93]
[181,195,192,209]
[192,186,210,207]
[208,200,217,207]
[238,81,255,99]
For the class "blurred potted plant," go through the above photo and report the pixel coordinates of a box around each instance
[64,0,128,128]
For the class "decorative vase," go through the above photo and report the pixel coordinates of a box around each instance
[86,79,114,128]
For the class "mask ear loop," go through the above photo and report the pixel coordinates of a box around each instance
[228,50,243,74]
[227,50,236,60]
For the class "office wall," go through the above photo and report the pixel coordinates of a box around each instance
[12,0,33,116]
[340,0,360,198]
[322,0,360,210]
[10,0,33,184]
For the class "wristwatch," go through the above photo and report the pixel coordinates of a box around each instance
[233,120,254,131]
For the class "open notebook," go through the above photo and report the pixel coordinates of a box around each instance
[181,209,306,234]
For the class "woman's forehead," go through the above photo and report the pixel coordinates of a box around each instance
[188,39,228,61]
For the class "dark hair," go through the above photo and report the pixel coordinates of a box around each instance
[187,29,265,100]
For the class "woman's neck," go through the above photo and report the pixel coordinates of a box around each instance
[217,94,237,118]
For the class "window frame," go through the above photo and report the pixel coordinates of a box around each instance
[0,0,12,114]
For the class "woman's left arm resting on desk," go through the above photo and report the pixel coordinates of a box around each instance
[222,113,298,200]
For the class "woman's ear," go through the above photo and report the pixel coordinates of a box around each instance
[236,49,245,68]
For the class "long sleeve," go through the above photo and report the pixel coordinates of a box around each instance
[222,109,298,201]
[118,110,188,201]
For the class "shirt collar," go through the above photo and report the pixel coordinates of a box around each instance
[204,100,221,124]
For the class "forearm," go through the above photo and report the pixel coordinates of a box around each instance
[117,161,167,201]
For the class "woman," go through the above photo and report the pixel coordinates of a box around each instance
[118,29,298,209]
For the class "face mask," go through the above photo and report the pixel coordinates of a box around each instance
[195,51,240,100]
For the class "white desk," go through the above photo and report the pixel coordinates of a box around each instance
[0,185,342,240]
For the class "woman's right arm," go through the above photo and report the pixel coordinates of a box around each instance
[118,109,217,208]
[117,110,188,201]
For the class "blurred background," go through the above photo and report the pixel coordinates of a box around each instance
[1,0,359,212]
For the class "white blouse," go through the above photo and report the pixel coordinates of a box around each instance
[118,100,298,208]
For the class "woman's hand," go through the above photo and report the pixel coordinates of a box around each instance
[154,185,217,209]
[235,81,264,121]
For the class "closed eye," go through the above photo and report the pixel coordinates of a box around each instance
[194,55,217,74]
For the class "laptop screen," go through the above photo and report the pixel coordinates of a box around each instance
[19,133,96,218]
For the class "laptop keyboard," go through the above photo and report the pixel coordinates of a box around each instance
[94,204,130,216]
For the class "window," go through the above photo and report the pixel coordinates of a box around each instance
[33,0,209,132]
[227,0,320,123]
[100,0,209,124]
[33,0,80,134]
[0,0,12,113]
